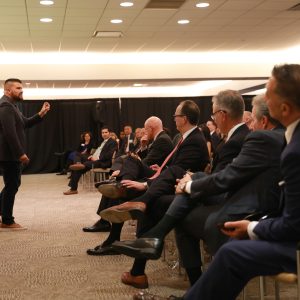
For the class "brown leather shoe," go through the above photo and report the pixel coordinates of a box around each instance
[133,291,182,300]
[100,201,146,223]
[97,182,127,199]
[121,272,148,289]
[63,189,78,195]
[69,163,85,171]
[0,222,27,231]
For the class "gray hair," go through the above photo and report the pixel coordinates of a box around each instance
[252,94,269,120]
[212,90,245,120]
[252,94,281,126]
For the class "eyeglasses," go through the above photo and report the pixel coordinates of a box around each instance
[211,110,226,121]
[173,114,185,118]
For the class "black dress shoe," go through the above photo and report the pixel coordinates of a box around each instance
[86,244,120,256]
[95,177,116,188]
[112,238,164,260]
[82,223,111,232]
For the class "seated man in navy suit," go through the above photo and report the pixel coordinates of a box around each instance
[132,63,300,300]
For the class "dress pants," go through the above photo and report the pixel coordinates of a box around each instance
[183,239,297,300]
[0,161,22,224]
[118,156,155,180]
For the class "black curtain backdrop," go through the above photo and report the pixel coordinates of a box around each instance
[17,95,253,174]
[18,98,120,174]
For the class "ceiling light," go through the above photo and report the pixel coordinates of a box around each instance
[40,18,53,23]
[120,2,134,7]
[40,0,54,5]
[110,19,123,24]
[196,2,210,8]
[178,19,190,24]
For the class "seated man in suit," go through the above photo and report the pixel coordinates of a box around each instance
[132,63,300,300]
[82,116,173,232]
[63,126,118,195]
[206,119,221,153]
[112,94,283,290]
[115,125,135,157]
[86,100,210,256]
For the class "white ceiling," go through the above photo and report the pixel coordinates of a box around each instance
[1,0,300,99]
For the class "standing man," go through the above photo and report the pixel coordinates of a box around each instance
[0,78,50,230]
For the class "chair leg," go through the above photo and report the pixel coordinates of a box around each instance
[259,276,265,300]
[274,281,280,300]
[241,286,246,300]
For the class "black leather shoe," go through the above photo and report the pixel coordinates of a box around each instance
[95,177,116,188]
[97,182,127,199]
[112,238,164,260]
[86,244,120,256]
[82,223,111,232]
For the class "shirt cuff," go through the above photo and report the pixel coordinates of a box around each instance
[185,181,192,194]
[143,182,148,190]
[247,221,259,240]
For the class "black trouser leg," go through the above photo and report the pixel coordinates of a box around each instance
[0,161,21,225]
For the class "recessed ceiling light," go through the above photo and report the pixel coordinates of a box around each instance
[40,0,54,5]
[178,19,190,24]
[196,2,210,8]
[40,18,53,23]
[110,19,123,24]
[120,2,134,7]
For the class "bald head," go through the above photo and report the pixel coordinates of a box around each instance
[144,116,163,141]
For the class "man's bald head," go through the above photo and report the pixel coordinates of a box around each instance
[144,116,163,141]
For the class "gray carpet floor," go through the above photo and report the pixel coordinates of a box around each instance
[0,174,297,299]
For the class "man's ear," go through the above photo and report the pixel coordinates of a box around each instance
[261,115,268,129]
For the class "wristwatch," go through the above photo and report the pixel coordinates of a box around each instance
[179,182,187,193]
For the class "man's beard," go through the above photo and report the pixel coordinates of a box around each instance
[12,94,23,102]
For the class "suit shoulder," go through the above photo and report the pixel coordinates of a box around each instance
[247,130,284,143]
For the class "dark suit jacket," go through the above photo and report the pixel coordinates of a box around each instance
[117,133,135,156]
[254,122,300,242]
[96,138,118,168]
[167,127,209,173]
[180,129,284,254]
[0,95,42,161]
[211,131,221,153]
[142,131,173,166]
[212,123,250,172]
